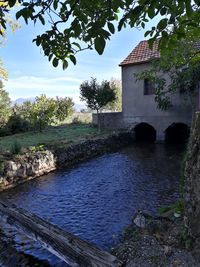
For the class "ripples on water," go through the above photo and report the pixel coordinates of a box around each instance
[0,143,184,266]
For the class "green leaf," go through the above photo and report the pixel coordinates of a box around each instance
[118,18,126,31]
[160,7,167,16]
[70,55,76,65]
[94,37,106,55]
[148,8,155,19]
[16,10,23,20]
[144,30,151,37]
[8,0,17,8]
[132,5,143,15]
[53,0,59,10]
[63,60,68,70]
[39,15,45,25]
[107,22,115,34]
[35,37,41,46]
[157,18,168,31]
[148,38,155,49]
[49,54,53,61]
[52,57,59,67]
[141,22,145,29]
[72,42,81,50]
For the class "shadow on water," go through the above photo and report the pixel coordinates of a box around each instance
[0,143,185,266]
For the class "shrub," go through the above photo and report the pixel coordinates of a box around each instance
[0,127,11,137]
[6,114,31,134]
[10,141,22,155]
[29,144,45,152]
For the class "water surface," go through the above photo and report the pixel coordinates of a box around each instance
[0,143,184,266]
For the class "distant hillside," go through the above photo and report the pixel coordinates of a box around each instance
[12,97,35,105]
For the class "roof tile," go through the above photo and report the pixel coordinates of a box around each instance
[119,40,160,66]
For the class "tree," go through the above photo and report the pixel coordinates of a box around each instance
[0,80,11,127]
[14,95,74,131]
[80,77,116,130]
[105,78,122,111]
[135,37,200,112]
[54,96,74,121]
[2,1,200,68]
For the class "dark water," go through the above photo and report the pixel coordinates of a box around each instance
[0,143,184,266]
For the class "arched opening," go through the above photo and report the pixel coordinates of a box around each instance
[134,123,156,142]
[165,123,190,144]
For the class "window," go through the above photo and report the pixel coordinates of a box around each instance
[144,79,155,95]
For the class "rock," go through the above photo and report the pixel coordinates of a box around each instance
[133,210,146,228]
[164,245,172,257]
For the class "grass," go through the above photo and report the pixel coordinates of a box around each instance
[158,199,184,216]
[0,123,110,154]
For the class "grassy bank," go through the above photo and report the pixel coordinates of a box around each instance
[0,123,110,154]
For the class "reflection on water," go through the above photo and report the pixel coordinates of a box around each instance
[0,143,184,266]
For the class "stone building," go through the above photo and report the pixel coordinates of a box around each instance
[93,40,197,142]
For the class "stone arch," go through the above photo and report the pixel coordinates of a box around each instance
[134,122,157,142]
[165,122,190,144]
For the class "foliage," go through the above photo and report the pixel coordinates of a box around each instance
[80,78,116,131]
[0,81,11,127]
[105,78,122,111]
[6,113,31,134]
[14,95,74,132]
[136,38,200,111]
[80,77,116,113]
[2,1,200,67]
[0,60,8,80]
[54,96,74,121]
[178,225,193,249]
[29,144,45,152]
[10,140,22,155]
[158,200,184,217]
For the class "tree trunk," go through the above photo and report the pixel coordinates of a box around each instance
[96,109,101,132]
[185,112,200,261]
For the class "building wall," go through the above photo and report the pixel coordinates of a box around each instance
[121,63,194,139]
[92,62,195,140]
[122,63,193,119]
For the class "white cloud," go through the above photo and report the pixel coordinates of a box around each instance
[4,75,82,103]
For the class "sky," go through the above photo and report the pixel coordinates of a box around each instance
[1,12,158,105]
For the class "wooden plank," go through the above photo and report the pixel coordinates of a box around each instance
[0,201,121,267]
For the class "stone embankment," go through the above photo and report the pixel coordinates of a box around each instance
[0,132,134,191]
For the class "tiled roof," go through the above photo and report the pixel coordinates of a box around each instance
[119,40,160,66]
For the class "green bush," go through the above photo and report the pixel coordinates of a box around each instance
[0,127,11,137]
[29,144,45,152]
[11,141,22,155]
[6,114,31,134]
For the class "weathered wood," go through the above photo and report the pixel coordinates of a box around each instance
[0,201,121,267]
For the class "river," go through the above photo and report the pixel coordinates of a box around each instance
[0,143,184,266]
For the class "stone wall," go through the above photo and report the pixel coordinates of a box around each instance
[54,131,133,167]
[92,112,123,129]
[0,132,134,191]
[185,112,200,260]
[0,150,56,190]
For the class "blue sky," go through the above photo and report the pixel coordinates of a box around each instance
[1,15,158,104]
